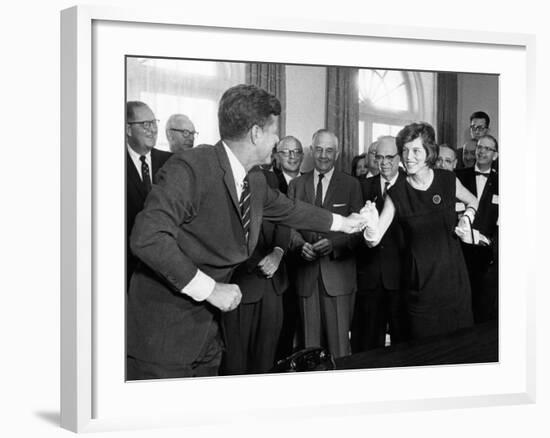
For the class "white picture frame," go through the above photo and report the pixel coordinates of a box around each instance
[60,5,536,433]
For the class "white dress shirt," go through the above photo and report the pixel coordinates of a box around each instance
[127,144,152,183]
[474,164,491,200]
[313,167,335,204]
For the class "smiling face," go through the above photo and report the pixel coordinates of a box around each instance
[376,137,400,180]
[277,137,304,175]
[312,131,339,174]
[126,104,158,154]
[402,137,428,175]
[475,136,498,170]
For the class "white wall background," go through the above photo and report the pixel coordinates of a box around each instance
[0,1,547,438]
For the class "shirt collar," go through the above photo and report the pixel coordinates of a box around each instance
[127,144,151,160]
[222,141,247,186]
[474,164,491,174]
[314,167,335,183]
[381,172,399,187]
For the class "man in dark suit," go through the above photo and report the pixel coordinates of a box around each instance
[127,85,367,380]
[221,168,291,375]
[126,101,172,288]
[272,136,304,360]
[351,136,408,352]
[289,129,363,358]
[456,134,499,323]
[457,111,491,169]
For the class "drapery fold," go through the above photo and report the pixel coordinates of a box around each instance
[246,63,286,138]
[326,67,359,173]
[436,72,458,147]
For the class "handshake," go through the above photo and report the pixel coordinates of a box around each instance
[337,201,380,236]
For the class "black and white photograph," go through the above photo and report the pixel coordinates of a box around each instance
[125,56,499,380]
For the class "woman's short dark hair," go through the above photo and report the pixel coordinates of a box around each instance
[218,84,281,141]
[396,122,439,168]
[351,153,367,177]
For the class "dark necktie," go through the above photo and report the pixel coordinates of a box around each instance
[475,171,489,178]
[239,175,251,241]
[140,155,152,193]
[383,181,390,199]
[314,173,324,207]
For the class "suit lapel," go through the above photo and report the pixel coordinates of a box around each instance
[323,171,340,209]
[127,150,147,200]
[305,172,315,205]
[374,176,384,211]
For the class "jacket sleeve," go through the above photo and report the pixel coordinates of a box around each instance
[130,157,201,292]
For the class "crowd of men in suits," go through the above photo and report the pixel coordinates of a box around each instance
[126,87,498,379]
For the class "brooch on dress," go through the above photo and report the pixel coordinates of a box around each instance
[432,194,441,205]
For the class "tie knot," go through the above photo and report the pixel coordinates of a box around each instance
[140,155,147,163]
[318,173,324,181]
[475,171,488,177]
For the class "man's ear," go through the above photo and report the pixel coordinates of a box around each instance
[492,152,499,161]
[125,124,132,138]
[335,150,340,161]
[250,125,261,145]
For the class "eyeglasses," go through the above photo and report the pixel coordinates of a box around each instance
[436,158,456,165]
[278,150,303,158]
[470,124,488,132]
[476,145,497,153]
[170,128,199,138]
[128,119,159,130]
[374,153,398,163]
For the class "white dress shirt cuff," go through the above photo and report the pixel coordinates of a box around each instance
[330,213,342,232]
[181,269,215,301]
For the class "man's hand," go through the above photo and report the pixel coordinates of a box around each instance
[338,212,367,234]
[205,282,242,312]
[257,248,284,278]
[312,238,333,257]
[301,242,318,261]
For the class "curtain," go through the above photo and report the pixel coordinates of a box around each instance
[436,72,458,147]
[326,67,359,174]
[246,63,286,138]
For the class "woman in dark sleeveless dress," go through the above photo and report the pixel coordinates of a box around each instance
[361,123,478,339]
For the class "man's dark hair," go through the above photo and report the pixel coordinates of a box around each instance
[396,122,439,167]
[126,101,151,122]
[218,84,281,141]
[470,111,490,128]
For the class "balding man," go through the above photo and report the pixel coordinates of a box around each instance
[435,144,458,171]
[289,129,363,358]
[274,136,304,193]
[165,113,197,153]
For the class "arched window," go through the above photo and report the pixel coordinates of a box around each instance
[358,69,435,152]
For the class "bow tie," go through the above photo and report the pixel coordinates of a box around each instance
[475,171,489,178]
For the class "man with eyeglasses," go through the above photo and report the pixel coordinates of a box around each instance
[274,136,304,193]
[456,134,499,324]
[288,129,363,358]
[457,111,491,169]
[126,85,368,380]
[351,136,408,352]
[435,144,458,172]
[126,101,172,289]
[271,136,304,361]
[165,113,198,153]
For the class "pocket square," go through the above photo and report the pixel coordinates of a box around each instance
[332,203,346,207]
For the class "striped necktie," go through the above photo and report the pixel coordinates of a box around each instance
[239,175,251,241]
[140,155,152,194]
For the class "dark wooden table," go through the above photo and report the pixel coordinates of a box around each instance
[336,321,498,370]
